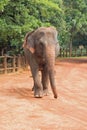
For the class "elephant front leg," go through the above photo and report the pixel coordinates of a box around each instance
[41,68,49,96]
[29,55,43,98]
[32,69,43,98]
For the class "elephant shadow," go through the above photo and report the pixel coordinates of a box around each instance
[0,87,34,99]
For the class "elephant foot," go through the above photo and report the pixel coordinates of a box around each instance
[34,88,43,98]
[43,89,49,96]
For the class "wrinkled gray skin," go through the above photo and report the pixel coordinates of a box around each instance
[23,27,60,98]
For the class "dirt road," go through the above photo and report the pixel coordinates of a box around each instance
[0,59,87,130]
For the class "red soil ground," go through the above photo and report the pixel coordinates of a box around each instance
[0,58,87,130]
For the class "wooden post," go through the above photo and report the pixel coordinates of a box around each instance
[17,54,21,71]
[13,55,16,72]
[22,55,26,68]
[75,48,77,57]
[86,48,87,56]
[63,48,65,57]
[66,48,68,57]
[80,49,83,56]
[4,55,7,74]
[60,48,62,57]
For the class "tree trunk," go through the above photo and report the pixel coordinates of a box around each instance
[69,40,72,57]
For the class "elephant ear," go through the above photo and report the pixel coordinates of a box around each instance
[27,35,35,53]
[23,31,35,53]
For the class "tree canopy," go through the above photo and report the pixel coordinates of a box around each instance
[0,0,87,55]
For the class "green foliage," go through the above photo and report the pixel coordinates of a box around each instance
[0,0,10,11]
[64,0,87,47]
[0,0,87,55]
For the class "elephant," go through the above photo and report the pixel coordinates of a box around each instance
[23,27,60,98]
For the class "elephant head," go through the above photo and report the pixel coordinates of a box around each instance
[23,27,60,98]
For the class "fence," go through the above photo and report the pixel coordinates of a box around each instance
[59,47,87,57]
[0,47,87,74]
[0,55,27,74]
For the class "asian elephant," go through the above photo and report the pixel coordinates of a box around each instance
[23,27,60,98]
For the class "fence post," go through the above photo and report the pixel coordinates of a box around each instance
[66,48,68,57]
[13,55,16,72]
[4,55,7,74]
[80,49,83,56]
[86,48,87,56]
[75,48,77,57]
[22,55,26,68]
[63,48,65,57]
[17,54,21,71]
[60,48,62,57]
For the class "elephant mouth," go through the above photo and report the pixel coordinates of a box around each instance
[36,54,45,62]
[34,54,46,70]
[39,60,46,71]
[36,56,46,70]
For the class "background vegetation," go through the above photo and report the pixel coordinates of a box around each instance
[0,0,87,55]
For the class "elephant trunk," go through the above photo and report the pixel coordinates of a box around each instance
[49,70,57,98]
[45,45,58,98]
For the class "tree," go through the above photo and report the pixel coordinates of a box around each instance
[0,0,64,55]
[63,0,87,54]
[0,0,87,55]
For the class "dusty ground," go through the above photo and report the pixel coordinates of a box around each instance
[0,58,87,130]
